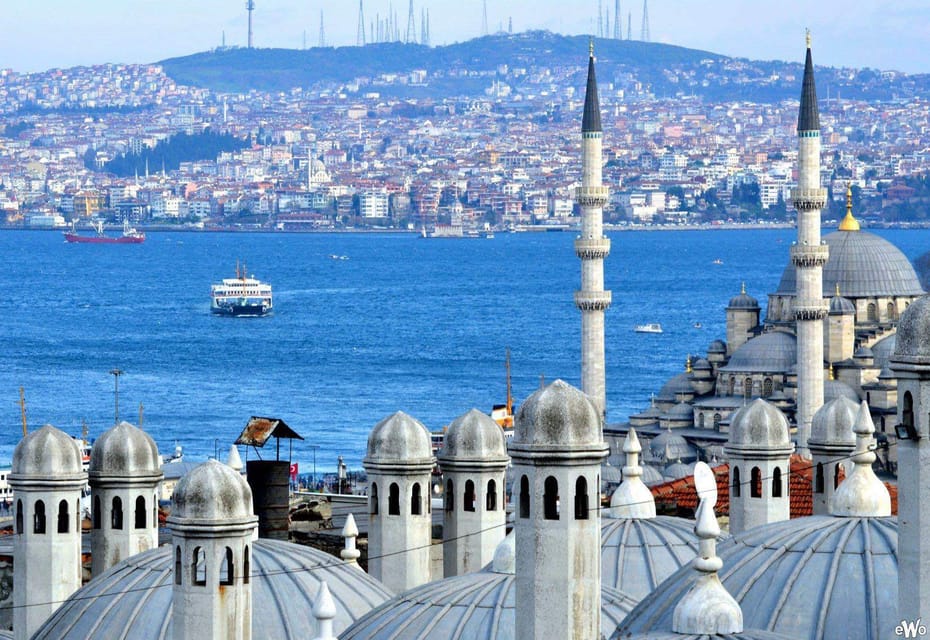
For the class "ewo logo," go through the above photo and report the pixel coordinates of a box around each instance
[897,619,929,638]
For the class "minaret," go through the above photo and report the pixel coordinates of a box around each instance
[574,42,611,420]
[791,31,829,457]
[10,425,85,640]
[511,380,608,640]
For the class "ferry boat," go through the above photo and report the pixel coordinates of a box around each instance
[211,263,273,317]
[64,220,145,244]
[634,323,664,334]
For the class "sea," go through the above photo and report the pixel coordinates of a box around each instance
[2,227,928,476]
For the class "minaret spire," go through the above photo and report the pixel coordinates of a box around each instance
[575,42,611,419]
[790,32,828,457]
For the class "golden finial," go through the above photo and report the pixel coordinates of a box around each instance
[740,281,746,295]
[835,282,841,297]
[686,355,692,373]
[838,181,860,231]
[829,364,835,381]
[589,37,595,58]
[806,28,812,49]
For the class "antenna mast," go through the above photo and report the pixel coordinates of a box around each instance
[357,0,366,46]
[627,11,632,40]
[405,0,416,43]
[641,0,650,41]
[598,0,604,38]
[109,368,123,424]
[246,0,255,48]
[505,348,513,418]
[18,387,27,437]
[482,0,489,36]
[614,0,621,39]
[319,10,326,47]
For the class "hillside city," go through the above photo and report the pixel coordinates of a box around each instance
[3,32,930,234]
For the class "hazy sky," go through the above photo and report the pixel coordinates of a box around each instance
[4,0,930,74]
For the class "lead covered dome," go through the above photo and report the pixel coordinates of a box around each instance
[809,396,857,447]
[727,398,791,449]
[894,294,930,360]
[32,538,393,639]
[11,424,83,479]
[720,332,796,374]
[364,411,432,464]
[439,409,507,461]
[89,421,160,477]
[170,459,253,521]
[512,379,601,447]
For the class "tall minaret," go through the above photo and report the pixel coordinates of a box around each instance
[790,31,828,457]
[574,41,611,420]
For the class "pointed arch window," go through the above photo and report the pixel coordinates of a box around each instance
[464,480,476,512]
[750,467,762,498]
[15,500,23,535]
[744,377,754,399]
[135,496,146,529]
[544,476,559,520]
[763,378,773,396]
[243,546,251,585]
[519,476,530,518]
[444,479,454,512]
[486,479,497,511]
[220,547,234,585]
[174,546,182,585]
[867,303,877,322]
[732,466,741,498]
[903,391,915,435]
[93,495,101,529]
[370,483,379,515]
[888,302,896,320]
[574,476,589,520]
[34,500,46,534]
[111,496,123,530]
[815,462,824,494]
[388,483,400,516]
[834,463,842,490]
[772,467,783,498]
[58,499,69,534]
[193,547,207,586]
[411,482,422,515]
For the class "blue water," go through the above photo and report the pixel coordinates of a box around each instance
[1,227,928,472]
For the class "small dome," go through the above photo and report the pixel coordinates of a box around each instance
[601,516,702,602]
[692,357,712,371]
[365,411,432,463]
[90,421,160,478]
[657,373,693,401]
[829,294,855,315]
[601,462,623,488]
[665,402,694,419]
[823,379,859,404]
[617,516,898,640]
[513,379,601,448]
[708,339,728,354]
[11,424,83,479]
[664,460,695,480]
[728,287,760,310]
[872,334,897,370]
[439,409,507,461]
[641,463,666,486]
[895,295,930,359]
[649,431,696,462]
[32,539,392,640]
[810,397,858,448]
[854,346,874,359]
[878,366,896,382]
[721,332,796,374]
[727,399,791,449]
[171,459,253,522]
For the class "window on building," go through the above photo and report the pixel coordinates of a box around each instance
[486,479,497,511]
[464,480,476,512]
[370,483,379,515]
[15,500,22,535]
[112,497,123,530]
[175,547,182,585]
[135,496,146,529]
[574,476,589,520]
[388,483,400,516]
[519,476,530,518]
[904,391,915,434]
[744,377,753,399]
[220,547,234,585]
[34,500,46,534]
[544,476,559,520]
[243,546,250,584]
[732,466,741,498]
[815,463,824,494]
[411,483,422,515]
[698,413,705,428]
[834,464,842,490]
[713,413,721,430]
[193,547,206,586]
[93,495,101,529]
[751,467,762,498]
[772,467,783,498]
[445,479,454,512]
[763,378,773,396]
[728,376,736,395]
[868,303,877,322]
[57,499,69,534]
[888,302,896,320]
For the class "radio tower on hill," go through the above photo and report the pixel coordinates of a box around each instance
[357,0,366,46]
[627,12,632,40]
[246,0,255,48]
[598,0,604,38]
[482,0,489,36]
[641,0,650,41]
[319,10,326,47]
[406,0,416,43]
[614,0,621,39]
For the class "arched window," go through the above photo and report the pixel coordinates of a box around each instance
[728,376,735,395]
[486,479,497,511]
[904,391,915,434]
[444,479,454,512]
[698,413,705,428]
[464,480,476,512]
[175,546,182,585]
[135,496,146,529]
[732,466,741,498]
[112,496,123,530]
[815,462,824,494]
[519,476,530,518]
[153,494,157,531]
[243,546,250,584]
[388,483,400,516]
[772,467,783,498]
[867,303,877,322]
[58,499,69,534]
[34,500,46,534]
[544,476,559,520]
[763,378,773,396]
[834,464,842,490]
[574,476,589,520]
[750,467,762,498]
[15,499,23,535]
[93,495,101,529]
[411,482,422,515]
[888,302,896,320]
[370,483,379,515]
[744,377,753,399]
[713,413,721,430]
[193,547,206,586]
[220,547,234,585]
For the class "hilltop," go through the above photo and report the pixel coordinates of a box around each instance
[159,31,930,102]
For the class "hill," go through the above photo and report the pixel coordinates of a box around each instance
[159,31,930,103]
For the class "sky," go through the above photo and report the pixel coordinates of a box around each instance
[3,0,930,74]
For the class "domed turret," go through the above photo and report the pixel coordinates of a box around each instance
[728,398,791,449]
[513,379,602,447]
[365,411,433,465]
[90,421,159,476]
[727,283,761,355]
[808,397,857,515]
[12,424,83,479]
[170,459,253,522]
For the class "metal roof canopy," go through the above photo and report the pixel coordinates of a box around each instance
[235,416,304,461]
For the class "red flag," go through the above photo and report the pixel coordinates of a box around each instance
[289,462,298,479]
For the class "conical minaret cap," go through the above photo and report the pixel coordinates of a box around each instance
[581,46,602,133]
[798,32,820,131]
[609,428,656,519]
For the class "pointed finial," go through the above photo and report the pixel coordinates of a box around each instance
[686,355,692,373]
[341,513,361,566]
[609,428,656,518]
[806,28,812,49]
[829,364,835,381]
[830,401,891,517]
[839,182,860,231]
[589,36,595,58]
[835,282,841,297]
[740,281,746,295]
[226,444,243,472]
[312,582,338,640]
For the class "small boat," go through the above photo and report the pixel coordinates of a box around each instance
[64,220,145,244]
[634,323,663,334]
[211,262,273,317]
[711,259,723,265]
[693,322,703,329]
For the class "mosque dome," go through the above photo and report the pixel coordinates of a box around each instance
[365,411,433,464]
[32,539,393,640]
[640,463,666,486]
[664,460,695,480]
[894,295,930,360]
[829,293,855,315]
[630,404,662,426]
[513,379,601,447]
[775,230,923,298]
[708,339,728,355]
[854,345,874,360]
[600,516,701,601]
[720,332,796,373]
[11,424,83,479]
[341,533,635,640]
[89,421,160,477]
[809,396,858,448]
[600,462,623,491]
[657,372,694,401]
[691,357,712,375]
[872,334,897,370]
[728,287,760,309]
[649,431,696,462]
[171,459,253,522]
[727,399,791,449]
[823,378,859,404]
[439,409,507,461]
[615,516,898,640]
[665,402,694,419]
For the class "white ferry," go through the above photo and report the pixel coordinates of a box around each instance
[634,323,664,334]
[211,263,273,317]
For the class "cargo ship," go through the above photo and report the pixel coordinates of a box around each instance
[211,263,273,317]
[64,220,145,244]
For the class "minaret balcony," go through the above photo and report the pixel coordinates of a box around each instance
[794,303,828,321]
[574,237,611,259]
[575,186,609,207]
[790,244,829,267]
[574,290,612,311]
[791,187,827,211]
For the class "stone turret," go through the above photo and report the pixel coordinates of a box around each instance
[808,397,857,515]
[726,283,760,356]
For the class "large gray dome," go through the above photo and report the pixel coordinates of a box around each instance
[439,409,507,461]
[720,332,796,374]
[616,516,898,640]
[90,421,161,478]
[11,424,83,479]
[31,539,392,639]
[775,230,923,298]
[649,431,697,462]
[365,411,433,464]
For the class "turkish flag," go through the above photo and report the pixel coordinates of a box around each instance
[289,462,298,479]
